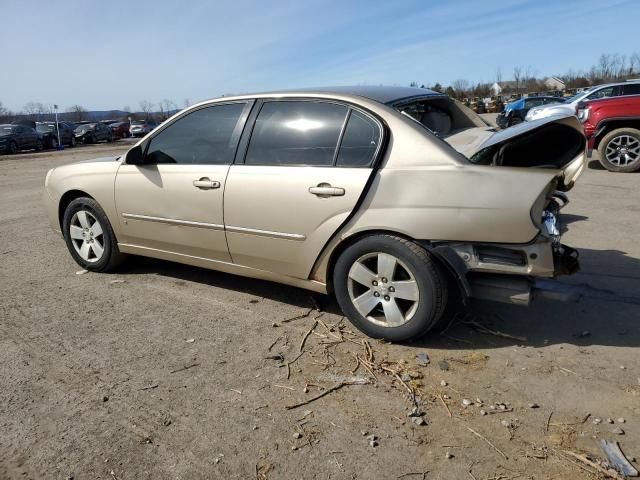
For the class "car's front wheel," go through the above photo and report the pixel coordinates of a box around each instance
[333,234,447,342]
[8,140,18,154]
[598,128,640,172]
[69,136,76,148]
[62,197,124,272]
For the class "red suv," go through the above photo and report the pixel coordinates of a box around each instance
[580,95,640,172]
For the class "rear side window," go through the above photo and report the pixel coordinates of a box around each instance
[336,111,381,167]
[622,84,640,96]
[245,101,347,166]
[146,103,246,165]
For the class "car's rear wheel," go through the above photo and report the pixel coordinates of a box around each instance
[8,141,18,154]
[49,136,58,149]
[35,140,43,151]
[62,197,124,272]
[598,128,640,172]
[333,234,447,342]
[69,136,76,148]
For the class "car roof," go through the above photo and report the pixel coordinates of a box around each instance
[221,86,445,106]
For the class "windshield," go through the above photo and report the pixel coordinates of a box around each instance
[75,124,95,132]
[565,88,594,104]
[0,125,14,136]
[36,123,56,132]
[131,120,145,125]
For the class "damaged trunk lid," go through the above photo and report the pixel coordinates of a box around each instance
[464,115,587,191]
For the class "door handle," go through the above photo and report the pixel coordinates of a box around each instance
[309,183,345,197]
[193,178,221,189]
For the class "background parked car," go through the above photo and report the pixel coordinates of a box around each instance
[497,96,565,128]
[0,124,43,154]
[109,121,130,138]
[526,80,640,121]
[579,95,640,172]
[74,123,113,144]
[129,120,157,137]
[36,121,77,148]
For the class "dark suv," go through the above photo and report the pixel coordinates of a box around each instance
[580,95,640,172]
[74,123,113,144]
[36,121,77,148]
[0,124,43,154]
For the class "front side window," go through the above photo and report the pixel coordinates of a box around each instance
[587,86,617,100]
[245,101,347,166]
[336,111,381,167]
[146,103,246,165]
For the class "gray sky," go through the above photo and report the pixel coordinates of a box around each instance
[1,0,638,112]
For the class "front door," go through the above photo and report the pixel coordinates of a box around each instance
[224,100,383,278]
[115,101,251,262]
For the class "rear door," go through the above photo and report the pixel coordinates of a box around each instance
[115,101,251,262]
[224,100,383,278]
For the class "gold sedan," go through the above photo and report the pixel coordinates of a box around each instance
[43,86,586,341]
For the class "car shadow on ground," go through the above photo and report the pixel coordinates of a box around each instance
[115,245,640,350]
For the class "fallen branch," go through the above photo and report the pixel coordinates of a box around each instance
[282,308,314,323]
[397,472,429,479]
[464,425,508,460]
[140,383,159,391]
[463,320,527,342]
[299,320,318,352]
[286,352,305,379]
[438,393,452,418]
[285,381,368,409]
[560,450,624,479]
[170,363,200,374]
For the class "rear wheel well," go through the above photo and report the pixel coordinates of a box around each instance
[324,229,460,296]
[594,119,640,148]
[58,190,94,229]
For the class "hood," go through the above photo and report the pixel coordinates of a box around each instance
[76,156,121,164]
[467,114,587,191]
[525,103,576,121]
[504,98,524,112]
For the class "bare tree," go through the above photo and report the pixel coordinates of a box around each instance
[513,66,523,94]
[139,100,154,119]
[451,79,469,99]
[158,99,177,120]
[66,105,87,122]
[0,101,13,122]
[495,67,502,85]
[630,53,640,75]
[23,102,48,120]
[183,98,191,109]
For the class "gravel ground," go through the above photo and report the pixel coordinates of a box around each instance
[1,141,639,480]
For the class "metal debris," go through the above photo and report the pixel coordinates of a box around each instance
[598,439,639,477]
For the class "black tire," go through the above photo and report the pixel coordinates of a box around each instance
[597,128,640,173]
[69,136,76,148]
[508,116,522,127]
[333,234,447,342]
[107,134,113,143]
[35,140,43,152]
[8,140,18,154]
[49,136,58,150]
[62,197,124,272]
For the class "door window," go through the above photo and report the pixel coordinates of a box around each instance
[587,86,618,100]
[336,111,381,167]
[245,101,347,166]
[145,103,247,165]
[622,84,640,96]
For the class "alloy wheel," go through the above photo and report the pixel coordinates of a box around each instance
[347,252,420,327]
[69,210,105,263]
[605,135,640,167]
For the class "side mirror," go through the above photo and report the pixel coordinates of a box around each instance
[126,145,145,165]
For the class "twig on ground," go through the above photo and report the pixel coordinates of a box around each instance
[439,393,452,418]
[299,320,318,352]
[286,352,305,379]
[558,366,577,375]
[549,412,590,426]
[285,381,368,409]
[559,450,624,479]
[170,363,200,374]
[282,308,314,323]
[140,383,159,390]
[274,384,295,390]
[229,388,242,394]
[545,411,553,433]
[350,352,361,374]
[397,472,429,479]
[267,336,281,351]
[463,320,527,342]
[464,425,508,460]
